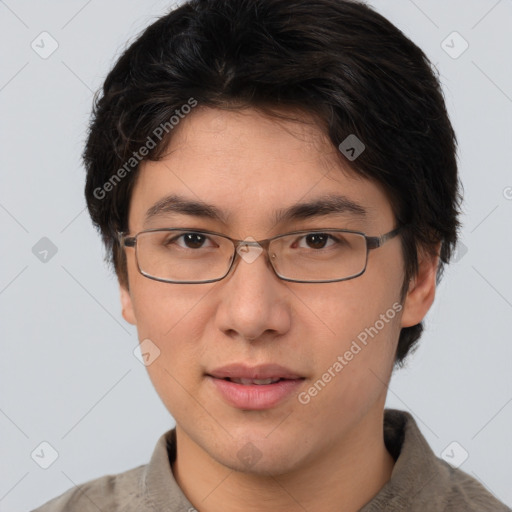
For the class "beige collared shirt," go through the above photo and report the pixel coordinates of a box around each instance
[32,409,510,511]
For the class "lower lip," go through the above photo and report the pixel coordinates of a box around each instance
[208,376,304,410]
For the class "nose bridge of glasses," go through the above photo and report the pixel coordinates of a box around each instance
[233,237,270,266]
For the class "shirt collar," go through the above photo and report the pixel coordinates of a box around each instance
[142,428,194,511]
[142,409,452,511]
[359,409,449,511]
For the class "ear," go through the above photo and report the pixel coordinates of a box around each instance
[400,243,441,328]
[120,283,137,325]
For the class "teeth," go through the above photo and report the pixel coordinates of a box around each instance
[230,377,281,385]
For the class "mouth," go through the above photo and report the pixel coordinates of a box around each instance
[208,363,304,381]
[207,364,305,410]
[222,377,284,385]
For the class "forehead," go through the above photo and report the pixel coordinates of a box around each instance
[156,106,342,176]
[128,107,394,234]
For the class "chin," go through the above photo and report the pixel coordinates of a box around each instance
[206,431,307,477]
[220,448,303,477]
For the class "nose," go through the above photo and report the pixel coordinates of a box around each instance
[213,240,291,342]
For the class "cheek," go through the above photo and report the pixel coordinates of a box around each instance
[130,274,211,339]
[130,281,213,418]
[298,280,402,407]
[302,275,401,341]
[128,277,216,391]
[300,313,400,426]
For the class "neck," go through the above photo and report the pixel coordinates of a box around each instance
[172,408,395,512]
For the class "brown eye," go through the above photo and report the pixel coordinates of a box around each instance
[164,232,215,250]
[304,233,330,249]
[180,233,208,249]
[294,233,336,250]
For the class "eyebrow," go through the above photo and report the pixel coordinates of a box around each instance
[144,194,230,226]
[143,193,368,227]
[274,194,367,224]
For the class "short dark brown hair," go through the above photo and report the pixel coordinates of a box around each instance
[83,0,462,366]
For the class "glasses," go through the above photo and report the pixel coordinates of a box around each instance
[118,226,402,284]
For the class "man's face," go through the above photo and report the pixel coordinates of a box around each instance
[121,107,415,474]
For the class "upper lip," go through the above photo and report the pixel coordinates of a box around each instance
[208,364,304,380]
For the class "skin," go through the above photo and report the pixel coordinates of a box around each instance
[120,107,439,512]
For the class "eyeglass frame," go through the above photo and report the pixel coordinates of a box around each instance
[118,225,403,284]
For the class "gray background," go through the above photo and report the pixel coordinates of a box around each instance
[1,0,511,510]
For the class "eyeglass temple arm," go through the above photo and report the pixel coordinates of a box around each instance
[366,226,402,250]
[118,232,136,247]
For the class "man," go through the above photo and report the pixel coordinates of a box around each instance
[33,0,510,510]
